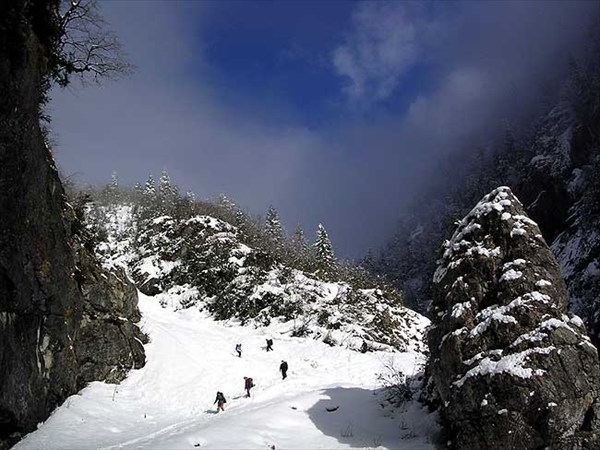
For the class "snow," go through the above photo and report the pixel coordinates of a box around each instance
[454,347,554,388]
[569,315,584,328]
[503,259,526,270]
[510,318,577,348]
[467,291,552,339]
[500,269,523,282]
[16,294,437,450]
[510,228,526,237]
[469,311,517,337]
[451,301,472,319]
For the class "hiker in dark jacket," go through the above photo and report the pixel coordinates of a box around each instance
[244,376,254,397]
[235,343,242,358]
[279,360,288,379]
[214,391,226,412]
[266,338,273,352]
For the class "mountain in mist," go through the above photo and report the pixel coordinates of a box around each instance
[373,25,600,348]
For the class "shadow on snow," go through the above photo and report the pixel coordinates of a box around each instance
[306,387,397,448]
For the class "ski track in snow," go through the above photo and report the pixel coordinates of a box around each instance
[16,293,437,450]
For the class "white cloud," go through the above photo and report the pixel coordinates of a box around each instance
[332,2,427,103]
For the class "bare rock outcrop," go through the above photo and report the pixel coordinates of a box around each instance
[428,186,600,449]
[74,239,147,387]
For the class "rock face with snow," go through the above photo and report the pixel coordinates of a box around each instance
[0,3,145,444]
[73,238,147,387]
[428,187,600,449]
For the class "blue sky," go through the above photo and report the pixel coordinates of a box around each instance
[50,0,597,257]
[199,1,436,127]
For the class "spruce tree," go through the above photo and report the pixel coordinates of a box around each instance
[108,170,119,203]
[144,175,156,196]
[314,223,337,279]
[140,174,157,219]
[177,191,196,218]
[291,224,311,270]
[158,169,179,215]
[264,205,285,257]
[133,181,143,202]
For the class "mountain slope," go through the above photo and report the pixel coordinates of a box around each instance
[92,204,426,353]
[15,292,438,449]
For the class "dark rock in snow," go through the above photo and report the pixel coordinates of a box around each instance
[74,242,147,387]
[428,186,600,449]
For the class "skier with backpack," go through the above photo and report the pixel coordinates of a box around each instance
[244,376,254,397]
[266,338,273,352]
[214,391,226,412]
[279,360,288,380]
[235,343,242,358]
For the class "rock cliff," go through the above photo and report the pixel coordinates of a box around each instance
[0,1,144,445]
[428,187,600,449]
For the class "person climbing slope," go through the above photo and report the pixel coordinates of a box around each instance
[235,343,242,357]
[279,360,288,380]
[266,338,273,352]
[214,391,226,412]
[244,376,254,397]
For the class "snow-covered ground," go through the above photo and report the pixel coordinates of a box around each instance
[16,293,438,449]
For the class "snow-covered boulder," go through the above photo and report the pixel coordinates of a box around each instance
[428,187,600,449]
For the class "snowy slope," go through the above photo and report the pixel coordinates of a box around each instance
[91,205,427,354]
[15,293,438,449]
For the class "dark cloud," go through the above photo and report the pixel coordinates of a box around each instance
[50,0,597,259]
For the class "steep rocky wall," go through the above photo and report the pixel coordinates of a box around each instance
[428,187,600,449]
[0,0,82,439]
[74,240,147,387]
[0,1,145,444]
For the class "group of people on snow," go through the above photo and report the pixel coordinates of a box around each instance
[214,339,288,412]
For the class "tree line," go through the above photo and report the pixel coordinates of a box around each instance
[74,169,396,295]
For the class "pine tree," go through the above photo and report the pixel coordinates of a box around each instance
[133,181,144,202]
[158,169,179,215]
[108,170,119,203]
[139,174,158,219]
[217,194,236,211]
[144,175,156,196]
[216,194,237,224]
[314,223,337,279]
[174,190,196,219]
[264,205,285,257]
[290,224,311,270]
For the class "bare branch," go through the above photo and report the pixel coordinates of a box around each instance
[52,0,133,86]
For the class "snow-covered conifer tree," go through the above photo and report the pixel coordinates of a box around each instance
[144,175,156,196]
[139,174,158,219]
[314,223,337,279]
[291,224,311,270]
[109,171,119,200]
[132,182,143,203]
[158,169,179,214]
[265,205,285,256]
